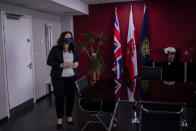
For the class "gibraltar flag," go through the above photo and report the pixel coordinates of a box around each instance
[126,6,138,80]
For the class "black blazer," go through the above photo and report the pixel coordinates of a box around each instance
[47,45,80,79]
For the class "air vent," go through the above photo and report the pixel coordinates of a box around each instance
[6,13,23,20]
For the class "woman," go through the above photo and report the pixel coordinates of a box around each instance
[47,31,79,129]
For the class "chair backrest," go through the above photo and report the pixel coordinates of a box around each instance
[75,76,89,96]
[142,66,162,80]
[140,103,181,131]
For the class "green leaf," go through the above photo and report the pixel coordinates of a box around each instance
[77,31,106,79]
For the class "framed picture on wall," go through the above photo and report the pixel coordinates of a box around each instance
[45,23,52,59]
[181,48,193,62]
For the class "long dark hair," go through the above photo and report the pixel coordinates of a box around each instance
[57,31,75,52]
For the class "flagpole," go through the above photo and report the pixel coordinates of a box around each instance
[144,3,147,9]
[144,3,147,13]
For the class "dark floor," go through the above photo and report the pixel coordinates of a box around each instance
[0,94,195,131]
[0,94,135,131]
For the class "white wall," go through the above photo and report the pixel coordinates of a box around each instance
[60,15,73,33]
[0,2,62,120]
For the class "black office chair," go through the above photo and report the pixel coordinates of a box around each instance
[142,66,162,80]
[75,75,90,96]
[136,103,188,131]
[75,76,117,131]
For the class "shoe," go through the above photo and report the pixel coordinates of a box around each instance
[67,120,74,125]
[66,117,74,125]
[56,123,62,129]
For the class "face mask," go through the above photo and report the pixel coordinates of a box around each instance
[65,38,72,44]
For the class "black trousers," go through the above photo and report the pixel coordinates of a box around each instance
[52,76,76,118]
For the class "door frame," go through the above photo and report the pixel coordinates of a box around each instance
[1,11,36,118]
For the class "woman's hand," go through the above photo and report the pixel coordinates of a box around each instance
[60,62,69,68]
[72,62,79,68]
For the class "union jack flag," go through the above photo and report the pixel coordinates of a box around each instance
[113,7,123,100]
[112,61,117,72]
[114,79,122,100]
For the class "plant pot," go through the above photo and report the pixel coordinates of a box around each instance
[90,80,96,86]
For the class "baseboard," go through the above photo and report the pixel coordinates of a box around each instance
[10,98,34,117]
[0,92,54,121]
[36,91,54,103]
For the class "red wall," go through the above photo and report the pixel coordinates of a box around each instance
[74,1,196,79]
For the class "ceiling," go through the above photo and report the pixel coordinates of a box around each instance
[0,0,82,15]
[0,0,139,16]
[81,0,140,5]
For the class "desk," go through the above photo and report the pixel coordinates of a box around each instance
[153,61,185,81]
[81,79,196,105]
[80,79,196,130]
[120,79,196,105]
[187,62,196,82]
[153,61,196,83]
[120,79,196,131]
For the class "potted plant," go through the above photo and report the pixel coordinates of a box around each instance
[77,31,105,84]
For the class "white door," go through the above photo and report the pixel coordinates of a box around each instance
[2,12,34,109]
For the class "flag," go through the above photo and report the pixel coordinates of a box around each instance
[114,7,123,79]
[114,79,122,100]
[126,6,138,81]
[112,61,117,72]
[141,5,150,65]
[113,7,123,100]
[127,79,137,102]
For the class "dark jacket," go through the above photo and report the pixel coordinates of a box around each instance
[47,45,79,79]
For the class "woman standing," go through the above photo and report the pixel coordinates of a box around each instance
[47,31,79,129]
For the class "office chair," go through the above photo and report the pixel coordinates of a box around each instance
[142,66,162,80]
[135,103,188,131]
[75,76,117,131]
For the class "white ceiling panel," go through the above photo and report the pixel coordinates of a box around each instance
[0,0,88,15]
[81,0,141,5]
[0,0,140,16]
